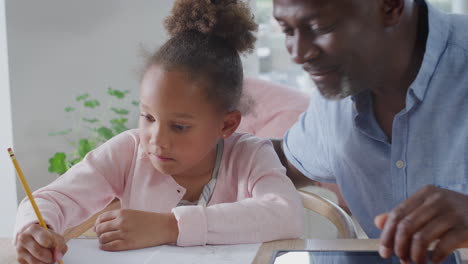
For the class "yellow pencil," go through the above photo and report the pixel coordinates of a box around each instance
[8,148,64,264]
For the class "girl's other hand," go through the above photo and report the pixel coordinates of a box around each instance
[94,209,179,251]
[16,223,68,264]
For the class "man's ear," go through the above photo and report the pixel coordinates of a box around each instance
[220,110,241,139]
[379,0,405,27]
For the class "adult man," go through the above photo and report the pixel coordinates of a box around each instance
[272,0,468,263]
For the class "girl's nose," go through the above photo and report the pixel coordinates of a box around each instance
[149,125,169,149]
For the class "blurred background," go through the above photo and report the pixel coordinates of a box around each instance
[1,0,467,237]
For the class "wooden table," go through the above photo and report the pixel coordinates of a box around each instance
[252,239,468,264]
[2,237,467,263]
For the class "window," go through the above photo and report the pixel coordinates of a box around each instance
[255,0,467,93]
[256,0,314,93]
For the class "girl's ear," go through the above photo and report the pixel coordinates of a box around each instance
[220,110,241,139]
[379,0,405,27]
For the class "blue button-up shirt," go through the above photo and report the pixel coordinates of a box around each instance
[283,2,468,238]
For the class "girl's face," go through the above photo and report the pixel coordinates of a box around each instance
[139,65,239,177]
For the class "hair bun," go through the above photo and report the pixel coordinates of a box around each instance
[164,0,257,54]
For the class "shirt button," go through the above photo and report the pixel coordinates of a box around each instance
[395,160,405,169]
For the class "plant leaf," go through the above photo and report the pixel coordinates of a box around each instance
[48,129,72,136]
[110,118,128,134]
[110,118,128,125]
[82,118,99,123]
[68,158,82,168]
[110,108,129,115]
[65,106,75,112]
[48,152,68,175]
[96,127,114,140]
[78,139,94,158]
[76,93,90,102]
[132,100,139,106]
[107,87,129,99]
[113,124,128,134]
[84,100,100,108]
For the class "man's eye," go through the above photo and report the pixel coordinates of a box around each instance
[309,24,336,35]
[172,124,190,132]
[281,27,294,36]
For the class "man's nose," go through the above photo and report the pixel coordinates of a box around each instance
[289,32,320,64]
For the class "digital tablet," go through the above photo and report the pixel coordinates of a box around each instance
[269,250,462,264]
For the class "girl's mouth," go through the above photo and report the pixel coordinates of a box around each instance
[155,154,174,161]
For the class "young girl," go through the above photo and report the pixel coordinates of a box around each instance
[14,0,303,263]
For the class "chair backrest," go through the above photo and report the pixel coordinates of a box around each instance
[298,189,357,239]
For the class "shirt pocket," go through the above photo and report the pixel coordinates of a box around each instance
[433,162,468,193]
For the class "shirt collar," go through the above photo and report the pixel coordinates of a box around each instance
[350,2,449,104]
[409,1,450,101]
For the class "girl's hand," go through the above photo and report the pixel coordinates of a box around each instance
[16,224,68,264]
[94,209,179,251]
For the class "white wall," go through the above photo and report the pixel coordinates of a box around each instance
[6,1,257,202]
[0,0,17,237]
[6,1,173,201]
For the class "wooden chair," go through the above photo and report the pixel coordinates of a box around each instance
[298,189,357,239]
[64,190,357,240]
[63,199,120,240]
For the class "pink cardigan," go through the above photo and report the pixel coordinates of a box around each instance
[14,130,303,246]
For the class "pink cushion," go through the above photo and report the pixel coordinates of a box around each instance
[238,77,310,138]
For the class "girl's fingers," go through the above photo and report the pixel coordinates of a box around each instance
[95,210,119,225]
[54,245,67,261]
[23,225,54,249]
[95,218,120,236]
[17,247,49,264]
[22,236,53,263]
[99,239,126,251]
[98,230,124,244]
[17,225,67,264]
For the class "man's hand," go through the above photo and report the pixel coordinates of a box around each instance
[16,224,68,264]
[375,185,468,264]
[94,209,179,251]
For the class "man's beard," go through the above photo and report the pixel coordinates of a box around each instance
[316,75,362,100]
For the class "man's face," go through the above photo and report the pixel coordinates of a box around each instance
[274,0,386,100]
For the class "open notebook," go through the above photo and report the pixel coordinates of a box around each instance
[63,239,261,264]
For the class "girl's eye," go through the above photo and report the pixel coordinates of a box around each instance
[140,113,155,122]
[172,124,190,132]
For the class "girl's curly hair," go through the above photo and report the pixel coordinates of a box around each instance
[146,0,258,113]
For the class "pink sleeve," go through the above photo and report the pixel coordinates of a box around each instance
[14,131,137,242]
[172,141,303,246]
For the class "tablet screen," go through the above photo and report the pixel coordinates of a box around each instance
[270,250,461,264]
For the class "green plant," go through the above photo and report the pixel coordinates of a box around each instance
[48,87,139,175]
